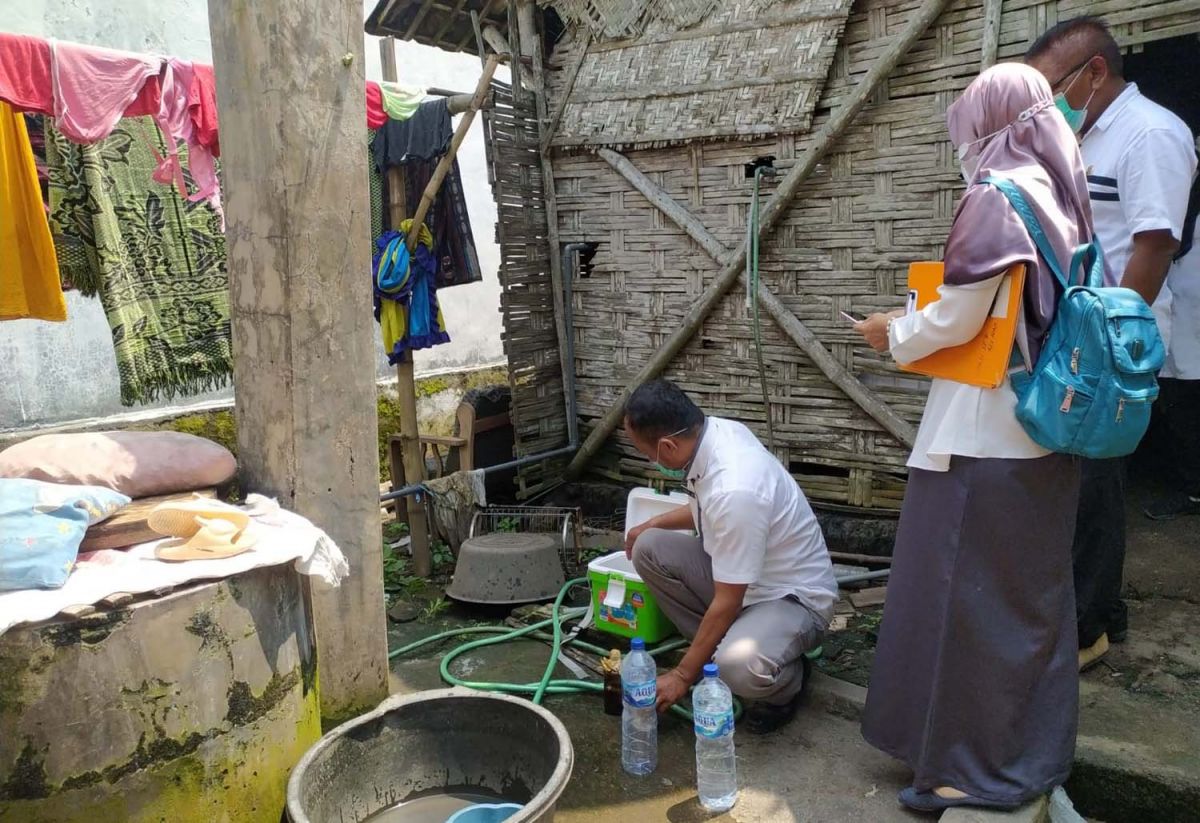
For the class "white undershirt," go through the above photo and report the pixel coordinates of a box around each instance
[888,274,1049,472]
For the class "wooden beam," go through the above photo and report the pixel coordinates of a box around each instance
[433,0,472,43]
[209,0,388,720]
[565,0,951,477]
[597,149,917,447]
[403,0,437,40]
[483,24,535,88]
[540,31,591,155]
[379,36,433,578]
[981,0,1004,69]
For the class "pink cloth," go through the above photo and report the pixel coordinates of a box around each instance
[50,38,162,143]
[366,81,388,129]
[943,63,1102,363]
[0,33,161,119]
[189,63,220,156]
[142,58,223,222]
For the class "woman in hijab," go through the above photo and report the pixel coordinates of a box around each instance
[853,62,1095,813]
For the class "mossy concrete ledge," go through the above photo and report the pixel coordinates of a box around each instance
[0,565,321,823]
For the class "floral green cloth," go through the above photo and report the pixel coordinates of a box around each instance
[45,116,232,406]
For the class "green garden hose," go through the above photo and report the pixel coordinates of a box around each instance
[388,577,728,721]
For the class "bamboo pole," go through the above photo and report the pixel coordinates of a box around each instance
[406,53,502,253]
[597,149,917,448]
[565,0,951,477]
[981,0,1004,69]
[519,0,573,462]
[380,36,432,577]
[539,31,592,154]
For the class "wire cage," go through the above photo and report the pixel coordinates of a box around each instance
[469,505,584,576]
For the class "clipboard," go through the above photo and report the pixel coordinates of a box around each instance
[897,262,1026,389]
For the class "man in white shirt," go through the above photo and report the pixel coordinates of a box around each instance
[622,379,837,733]
[1147,184,1200,520]
[1027,17,1197,668]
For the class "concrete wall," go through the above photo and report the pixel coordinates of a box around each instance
[0,0,506,431]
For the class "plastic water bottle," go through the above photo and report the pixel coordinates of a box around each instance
[621,637,657,775]
[693,663,737,811]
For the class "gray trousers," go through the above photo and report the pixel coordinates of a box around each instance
[632,529,825,706]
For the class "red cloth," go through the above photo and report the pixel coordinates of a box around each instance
[188,63,220,157]
[0,32,160,119]
[366,81,387,129]
[0,33,52,113]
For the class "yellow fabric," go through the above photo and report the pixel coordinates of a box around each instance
[379,299,409,359]
[399,218,434,250]
[0,103,66,322]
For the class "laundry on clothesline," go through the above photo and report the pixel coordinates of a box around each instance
[373,98,483,288]
[0,101,65,322]
[373,221,451,364]
[45,116,233,405]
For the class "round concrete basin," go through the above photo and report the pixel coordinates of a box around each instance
[287,688,573,823]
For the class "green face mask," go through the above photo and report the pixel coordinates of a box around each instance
[1054,93,1087,134]
[653,428,690,482]
[654,463,687,482]
[1054,62,1096,135]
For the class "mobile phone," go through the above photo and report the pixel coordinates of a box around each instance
[839,311,863,324]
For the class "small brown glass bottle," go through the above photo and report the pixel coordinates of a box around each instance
[601,649,622,716]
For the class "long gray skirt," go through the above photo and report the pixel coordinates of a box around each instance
[861,454,1081,804]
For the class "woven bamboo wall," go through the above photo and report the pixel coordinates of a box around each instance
[484,81,568,498]
[539,0,1200,512]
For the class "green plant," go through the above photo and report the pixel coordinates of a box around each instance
[382,521,410,543]
[419,597,451,622]
[431,541,455,570]
[381,544,422,597]
[495,517,520,533]
[579,546,609,565]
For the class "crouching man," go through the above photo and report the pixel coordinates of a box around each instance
[623,379,837,733]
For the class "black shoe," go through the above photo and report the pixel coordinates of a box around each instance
[1143,493,1200,521]
[743,657,811,735]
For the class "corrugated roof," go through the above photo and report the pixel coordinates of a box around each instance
[365,0,511,54]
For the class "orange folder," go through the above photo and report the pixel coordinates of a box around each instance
[897,262,1026,389]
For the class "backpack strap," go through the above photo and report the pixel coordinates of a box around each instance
[982,176,1071,290]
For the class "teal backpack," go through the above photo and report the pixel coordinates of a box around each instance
[984,177,1164,459]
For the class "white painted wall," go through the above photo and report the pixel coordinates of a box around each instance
[0,0,506,430]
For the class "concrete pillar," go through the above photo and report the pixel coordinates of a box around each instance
[207,0,388,721]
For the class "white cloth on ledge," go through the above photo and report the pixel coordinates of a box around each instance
[0,494,348,637]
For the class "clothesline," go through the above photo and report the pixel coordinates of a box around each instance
[0,31,429,218]
[0,29,478,406]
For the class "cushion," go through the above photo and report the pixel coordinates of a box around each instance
[0,479,130,591]
[0,431,236,499]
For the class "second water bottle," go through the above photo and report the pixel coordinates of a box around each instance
[620,637,657,775]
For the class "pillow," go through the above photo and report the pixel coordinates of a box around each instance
[0,431,236,499]
[0,479,130,591]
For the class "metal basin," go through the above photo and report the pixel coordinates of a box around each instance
[446,533,565,604]
[286,689,573,823]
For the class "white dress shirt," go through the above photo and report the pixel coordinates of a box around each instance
[1163,221,1200,380]
[888,274,1049,472]
[685,416,838,621]
[1081,83,1196,351]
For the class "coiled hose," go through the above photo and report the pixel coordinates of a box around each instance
[387,576,735,720]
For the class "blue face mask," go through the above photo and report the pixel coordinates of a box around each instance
[1054,63,1096,135]
[653,428,690,482]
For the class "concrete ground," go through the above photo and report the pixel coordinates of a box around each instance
[387,615,925,822]
[383,471,1197,822]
